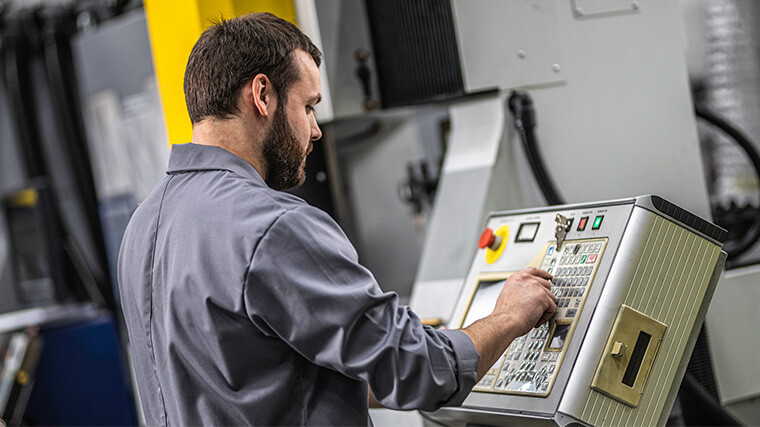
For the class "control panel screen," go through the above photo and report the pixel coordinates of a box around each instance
[548,323,570,350]
[462,279,507,329]
[516,222,540,242]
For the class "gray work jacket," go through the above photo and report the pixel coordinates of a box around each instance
[117,143,478,426]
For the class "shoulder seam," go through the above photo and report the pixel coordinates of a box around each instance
[240,207,295,320]
[148,174,173,426]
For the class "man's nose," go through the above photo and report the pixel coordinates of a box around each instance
[311,118,322,141]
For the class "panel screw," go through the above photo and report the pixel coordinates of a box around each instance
[552,63,562,72]
[574,7,584,17]
[632,1,640,10]
[517,49,527,58]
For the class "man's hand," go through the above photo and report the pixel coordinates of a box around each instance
[461,267,557,380]
[492,267,556,335]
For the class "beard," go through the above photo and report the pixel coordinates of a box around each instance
[261,103,312,191]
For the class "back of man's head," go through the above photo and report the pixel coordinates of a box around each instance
[184,12,322,125]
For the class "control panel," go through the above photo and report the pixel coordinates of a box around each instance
[432,196,727,426]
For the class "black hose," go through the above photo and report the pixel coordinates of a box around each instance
[3,14,47,178]
[40,7,114,310]
[695,104,760,262]
[679,372,742,426]
[508,91,565,206]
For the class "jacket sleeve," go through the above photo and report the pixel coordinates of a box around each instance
[243,205,479,410]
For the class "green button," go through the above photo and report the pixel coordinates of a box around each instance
[580,255,587,264]
[592,216,604,229]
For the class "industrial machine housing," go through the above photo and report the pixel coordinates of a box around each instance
[428,195,726,426]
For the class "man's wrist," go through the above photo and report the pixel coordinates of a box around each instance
[482,312,521,343]
[461,312,523,380]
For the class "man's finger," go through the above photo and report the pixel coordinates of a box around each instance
[544,285,558,302]
[536,302,557,328]
[526,267,553,280]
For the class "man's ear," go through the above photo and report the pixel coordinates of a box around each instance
[251,73,275,117]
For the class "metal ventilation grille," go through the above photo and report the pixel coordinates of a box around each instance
[364,0,465,108]
[702,0,760,208]
[579,215,722,426]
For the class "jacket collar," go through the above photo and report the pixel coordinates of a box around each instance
[166,143,266,186]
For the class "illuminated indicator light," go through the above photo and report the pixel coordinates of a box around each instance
[577,216,589,231]
[592,215,604,230]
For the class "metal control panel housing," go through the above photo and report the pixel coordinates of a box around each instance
[430,196,726,426]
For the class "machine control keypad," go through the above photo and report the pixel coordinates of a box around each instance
[472,238,607,396]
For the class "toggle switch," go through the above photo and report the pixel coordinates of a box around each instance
[611,341,626,358]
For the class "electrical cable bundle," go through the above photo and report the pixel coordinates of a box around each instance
[508,91,565,206]
[695,104,760,265]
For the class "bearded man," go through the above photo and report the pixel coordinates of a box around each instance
[117,12,556,426]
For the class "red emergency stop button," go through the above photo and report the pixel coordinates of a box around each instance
[479,228,501,250]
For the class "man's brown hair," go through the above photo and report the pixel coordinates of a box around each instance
[184,12,322,124]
